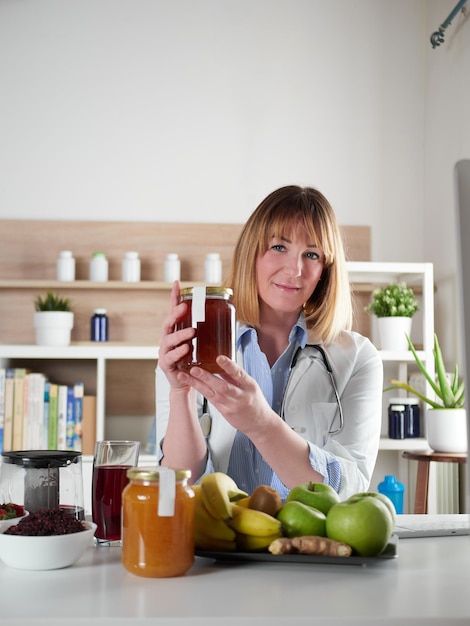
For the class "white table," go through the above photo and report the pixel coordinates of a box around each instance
[1,534,469,625]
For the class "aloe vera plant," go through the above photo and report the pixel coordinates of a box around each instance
[385,334,464,409]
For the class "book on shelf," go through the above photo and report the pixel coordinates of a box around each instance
[43,381,50,450]
[23,372,46,449]
[12,368,29,451]
[73,382,84,452]
[21,372,30,449]
[2,369,15,452]
[57,384,68,450]
[47,383,59,450]
[66,386,75,450]
[35,373,47,449]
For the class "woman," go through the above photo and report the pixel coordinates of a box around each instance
[155,185,383,499]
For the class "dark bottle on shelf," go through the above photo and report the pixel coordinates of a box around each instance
[91,309,109,342]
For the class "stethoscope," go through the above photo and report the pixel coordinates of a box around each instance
[200,343,345,437]
[290,344,344,435]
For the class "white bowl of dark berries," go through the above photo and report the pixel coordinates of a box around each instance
[0,508,97,570]
[0,503,28,532]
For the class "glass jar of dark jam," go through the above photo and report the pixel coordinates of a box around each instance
[176,286,236,374]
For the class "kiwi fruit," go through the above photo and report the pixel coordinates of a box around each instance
[248,485,282,517]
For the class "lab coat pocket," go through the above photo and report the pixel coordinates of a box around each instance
[286,402,338,445]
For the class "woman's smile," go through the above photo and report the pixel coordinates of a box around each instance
[273,281,302,293]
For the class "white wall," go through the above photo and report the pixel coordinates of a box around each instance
[0,0,426,262]
[425,0,470,368]
[1,0,469,367]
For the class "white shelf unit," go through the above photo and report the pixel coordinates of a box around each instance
[0,343,159,443]
[347,261,435,413]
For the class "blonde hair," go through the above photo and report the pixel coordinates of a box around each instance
[225,186,352,344]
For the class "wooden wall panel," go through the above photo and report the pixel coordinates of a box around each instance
[0,219,370,278]
[0,220,371,344]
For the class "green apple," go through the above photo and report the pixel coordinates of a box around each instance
[350,492,397,526]
[285,482,340,515]
[326,494,393,557]
[276,501,327,538]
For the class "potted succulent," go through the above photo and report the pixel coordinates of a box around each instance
[365,282,419,351]
[34,291,74,346]
[385,333,466,453]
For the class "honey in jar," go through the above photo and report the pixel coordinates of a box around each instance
[176,286,236,374]
[121,467,195,578]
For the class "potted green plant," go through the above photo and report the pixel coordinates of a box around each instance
[33,291,74,346]
[365,282,419,351]
[385,333,466,453]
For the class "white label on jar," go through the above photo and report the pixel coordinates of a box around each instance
[190,286,206,365]
[191,286,206,325]
[158,467,176,517]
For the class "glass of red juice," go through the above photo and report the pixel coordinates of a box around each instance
[92,440,141,546]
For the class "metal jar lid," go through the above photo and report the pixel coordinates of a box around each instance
[126,467,191,482]
[180,286,233,300]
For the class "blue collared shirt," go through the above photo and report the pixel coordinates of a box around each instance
[227,317,307,495]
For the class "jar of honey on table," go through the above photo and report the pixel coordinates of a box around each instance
[121,467,195,578]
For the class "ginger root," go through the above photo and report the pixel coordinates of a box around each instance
[269,535,352,557]
[268,537,297,555]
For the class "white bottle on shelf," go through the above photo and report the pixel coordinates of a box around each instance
[56,250,75,282]
[204,253,222,284]
[164,253,181,282]
[89,252,109,282]
[122,251,141,282]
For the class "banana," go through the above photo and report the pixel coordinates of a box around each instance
[234,496,251,508]
[195,528,237,552]
[236,531,283,552]
[201,473,247,521]
[194,498,237,542]
[227,504,283,537]
[228,490,250,503]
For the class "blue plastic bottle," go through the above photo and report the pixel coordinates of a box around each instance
[378,475,405,514]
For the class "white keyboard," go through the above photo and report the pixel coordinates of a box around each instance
[394,514,470,538]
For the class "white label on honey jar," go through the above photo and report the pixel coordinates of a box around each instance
[191,286,206,325]
[158,467,176,517]
[190,286,206,365]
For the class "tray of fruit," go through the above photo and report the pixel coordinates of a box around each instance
[194,474,398,566]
